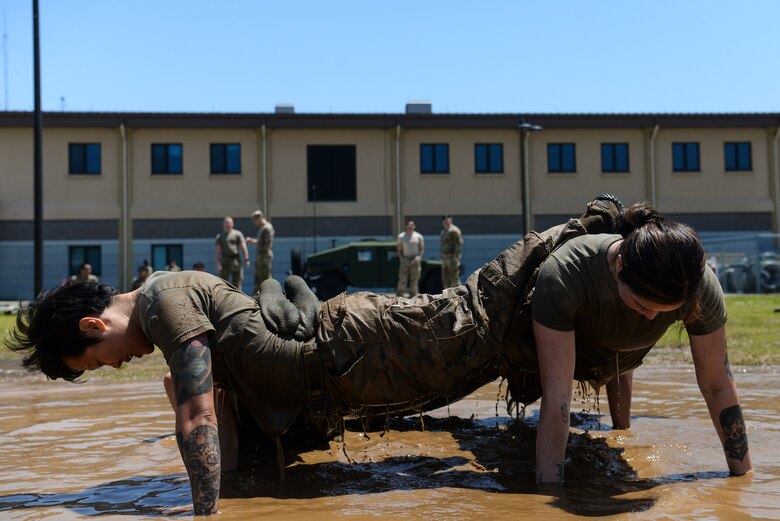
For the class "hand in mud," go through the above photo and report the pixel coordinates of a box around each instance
[256,276,321,341]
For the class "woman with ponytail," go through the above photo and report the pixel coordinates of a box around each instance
[532,202,751,484]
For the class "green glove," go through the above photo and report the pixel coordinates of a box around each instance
[257,276,321,341]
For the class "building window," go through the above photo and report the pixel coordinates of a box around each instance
[724,142,752,171]
[210,144,241,174]
[420,143,449,174]
[69,245,102,277]
[151,143,183,174]
[475,143,504,174]
[306,145,357,201]
[69,143,101,174]
[672,142,700,172]
[547,143,576,173]
[152,244,183,271]
[601,143,629,173]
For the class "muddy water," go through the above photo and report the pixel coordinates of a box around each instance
[0,365,778,520]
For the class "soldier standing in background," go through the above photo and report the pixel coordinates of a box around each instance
[396,220,425,297]
[68,263,99,286]
[215,216,250,290]
[247,210,275,294]
[440,215,463,288]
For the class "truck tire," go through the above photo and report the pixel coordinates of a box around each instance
[420,272,443,295]
[290,248,303,276]
[316,273,347,300]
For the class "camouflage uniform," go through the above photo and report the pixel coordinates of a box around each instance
[440,222,463,288]
[315,196,624,424]
[253,221,275,294]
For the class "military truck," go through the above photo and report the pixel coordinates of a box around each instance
[291,239,444,300]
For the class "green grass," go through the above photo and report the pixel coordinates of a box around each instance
[649,294,780,366]
[2,294,779,381]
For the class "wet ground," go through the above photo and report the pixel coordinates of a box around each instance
[0,365,778,520]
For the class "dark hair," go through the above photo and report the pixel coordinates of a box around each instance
[3,282,119,381]
[615,203,705,315]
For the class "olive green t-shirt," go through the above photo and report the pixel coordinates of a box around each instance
[215,229,245,258]
[531,234,726,380]
[137,270,306,436]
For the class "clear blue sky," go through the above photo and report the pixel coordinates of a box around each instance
[2,0,779,114]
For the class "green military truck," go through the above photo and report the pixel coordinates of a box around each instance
[291,239,443,300]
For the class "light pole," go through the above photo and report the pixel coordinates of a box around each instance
[519,122,543,236]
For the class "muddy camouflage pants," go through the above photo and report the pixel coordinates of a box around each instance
[396,256,421,297]
[441,253,461,288]
[314,196,625,421]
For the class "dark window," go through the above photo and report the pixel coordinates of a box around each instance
[547,143,576,173]
[69,143,101,174]
[672,142,700,172]
[420,143,450,174]
[724,142,752,171]
[68,245,102,276]
[151,143,183,174]
[210,143,241,174]
[601,143,629,173]
[475,143,504,173]
[306,145,357,201]
[152,244,183,271]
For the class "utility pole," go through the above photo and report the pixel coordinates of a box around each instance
[33,0,43,296]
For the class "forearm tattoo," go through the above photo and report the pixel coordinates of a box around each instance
[177,424,221,515]
[169,336,213,405]
[719,404,748,462]
[724,347,734,381]
[560,402,569,424]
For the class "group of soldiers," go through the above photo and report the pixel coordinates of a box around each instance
[112,210,461,297]
[215,210,275,294]
[396,215,464,296]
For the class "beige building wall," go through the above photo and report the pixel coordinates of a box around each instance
[652,128,771,213]
[531,128,649,215]
[267,128,394,218]
[0,127,35,219]
[401,129,522,217]
[129,128,261,219]
[45,127,122,220]
[0,115,777,228]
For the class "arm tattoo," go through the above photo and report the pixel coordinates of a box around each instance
[719,404,748,462]
[724,347,734,381]
[560,402,569,424]
[177,425,221,515]
[169,337,213,405]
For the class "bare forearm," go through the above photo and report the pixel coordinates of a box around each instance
[536,397,570,482]
[606,371,633,430]
[177,421,221,515]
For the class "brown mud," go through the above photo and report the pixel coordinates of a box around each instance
[0,365,778,520]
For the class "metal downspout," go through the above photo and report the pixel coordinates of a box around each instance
[395,124,402,236]
[261,124,268,215]
[648,124,660,207]
[119,123,130,290]
[521,131,532,235]
[772,125,780,236]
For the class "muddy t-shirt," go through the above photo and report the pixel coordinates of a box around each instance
[531,234,726,381]
[137,270,306,437]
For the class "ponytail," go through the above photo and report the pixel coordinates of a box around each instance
[616,203,706,319]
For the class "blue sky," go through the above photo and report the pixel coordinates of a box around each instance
[1,0,779,114]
